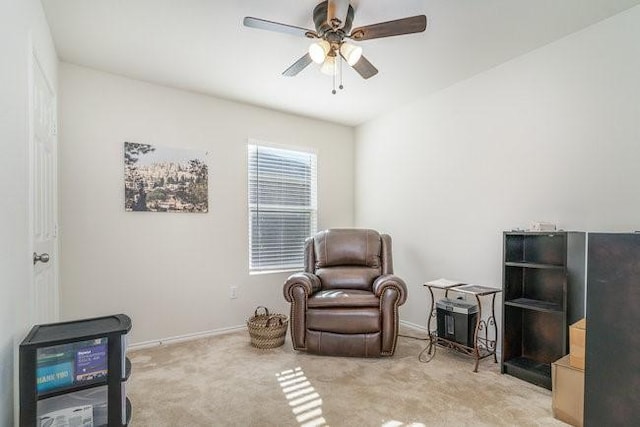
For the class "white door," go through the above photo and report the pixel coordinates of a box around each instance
[30,50,58,326]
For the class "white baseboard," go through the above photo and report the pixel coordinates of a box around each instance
[131,321,427,351]
[127,321,502,361]
[129,324,247,350]
[399,319,427,332]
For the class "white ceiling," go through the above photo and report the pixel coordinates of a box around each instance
[42,0,640,126]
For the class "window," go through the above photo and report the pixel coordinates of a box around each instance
[248,143,317,272]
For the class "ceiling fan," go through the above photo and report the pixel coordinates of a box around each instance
[243,0,427,93]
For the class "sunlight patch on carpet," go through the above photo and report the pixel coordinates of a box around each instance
[382,421,426,427]
[276,367,327,427]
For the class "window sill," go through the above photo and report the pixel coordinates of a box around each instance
[249,268,301,276]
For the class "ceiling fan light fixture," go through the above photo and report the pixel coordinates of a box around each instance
[244,4,427,83]
[340,42,362,66]
[320,56,337,75]
[309,40,330,64]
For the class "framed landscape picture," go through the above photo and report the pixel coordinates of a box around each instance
[124,142,208,213]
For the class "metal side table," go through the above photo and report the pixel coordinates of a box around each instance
[421,282,501,372]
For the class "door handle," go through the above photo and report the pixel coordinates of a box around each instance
[33,252,50,265]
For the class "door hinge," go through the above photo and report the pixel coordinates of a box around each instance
[50,123,57,136]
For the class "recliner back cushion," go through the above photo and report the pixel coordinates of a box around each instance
[314,229,381,269]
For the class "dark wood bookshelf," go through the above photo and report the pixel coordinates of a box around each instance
[501,231,585,389]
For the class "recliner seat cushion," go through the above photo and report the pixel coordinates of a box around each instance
[307,289,379,308]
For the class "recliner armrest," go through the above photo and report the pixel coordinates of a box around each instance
[283,272,321,302]
[283,272,321,351]
[372,274,408,306]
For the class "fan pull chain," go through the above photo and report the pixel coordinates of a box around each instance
[339,54,344,91]
[332,58,337,94]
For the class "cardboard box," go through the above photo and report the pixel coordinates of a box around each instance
[552,355,584,427]
[570,318,586,370]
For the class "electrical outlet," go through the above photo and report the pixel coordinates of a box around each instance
[230,286,238,299]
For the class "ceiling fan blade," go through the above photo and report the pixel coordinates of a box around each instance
[349,55,378,79]
[243,17,317,39]
[349,15,427,41]
[282,53,313,77]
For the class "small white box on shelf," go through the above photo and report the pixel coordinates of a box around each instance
[529,221,556,232]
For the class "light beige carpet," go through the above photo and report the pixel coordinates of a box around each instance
[127,329,566,426]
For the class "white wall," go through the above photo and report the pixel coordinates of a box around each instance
[355,6,640,328]
[58,63,354,344]
[0,0,57,424]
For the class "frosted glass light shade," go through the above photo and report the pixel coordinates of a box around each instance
[340,43,362,66]
[320,56,337,75]
[309,40,330,64]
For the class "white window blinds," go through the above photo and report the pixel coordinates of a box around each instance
[248,144,317,271]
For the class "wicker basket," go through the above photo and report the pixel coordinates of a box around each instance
[247,306,288,349]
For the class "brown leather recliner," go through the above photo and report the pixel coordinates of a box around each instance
[283,229,407,357]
